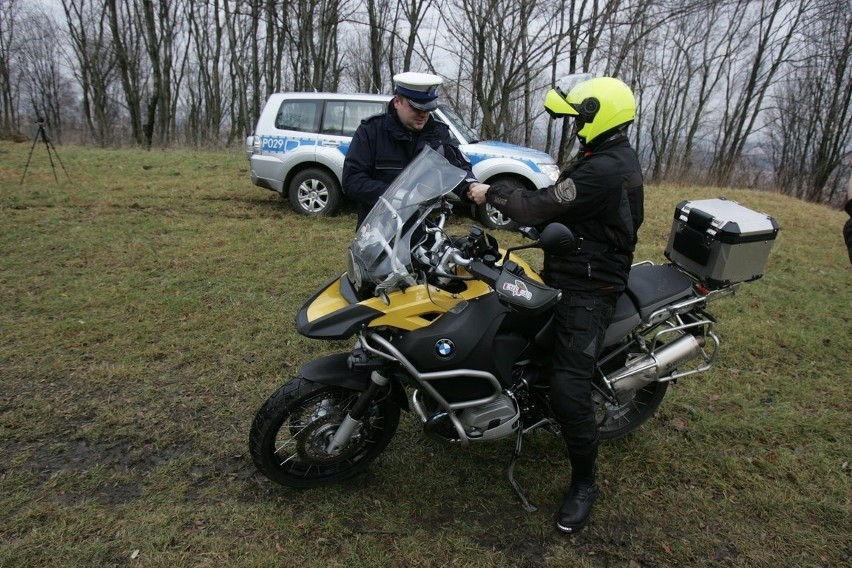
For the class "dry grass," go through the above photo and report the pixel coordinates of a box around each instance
[1,141,849,567]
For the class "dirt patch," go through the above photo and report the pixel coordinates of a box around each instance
[7,438,191,476]
[1,436,195,508]
[57,480,144,506]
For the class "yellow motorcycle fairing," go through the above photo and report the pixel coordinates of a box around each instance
[298,252,542,338]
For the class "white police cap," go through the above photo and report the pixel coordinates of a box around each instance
[393,72,443,111]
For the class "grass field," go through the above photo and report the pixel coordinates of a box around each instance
[1,141,850,567]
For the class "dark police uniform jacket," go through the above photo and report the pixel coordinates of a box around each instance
[342,101,476,227]
[487,135,644,294]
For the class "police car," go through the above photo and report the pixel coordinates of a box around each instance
[245,92,560,229]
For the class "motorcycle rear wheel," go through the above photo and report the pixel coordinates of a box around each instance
[594,380,668,441]
[249,377,400,488]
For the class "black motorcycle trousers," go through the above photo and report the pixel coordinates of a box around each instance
[548,292,617,456]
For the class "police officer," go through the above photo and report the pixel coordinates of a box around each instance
[468,75,644,534]
[342,72,488,228]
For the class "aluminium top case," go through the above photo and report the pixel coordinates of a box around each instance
[664,197,779,287]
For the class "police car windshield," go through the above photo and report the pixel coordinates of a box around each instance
[437,104,480,143]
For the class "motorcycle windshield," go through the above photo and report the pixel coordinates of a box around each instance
[350,147,468,293]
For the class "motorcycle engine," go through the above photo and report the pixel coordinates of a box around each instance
[459,394,519,439]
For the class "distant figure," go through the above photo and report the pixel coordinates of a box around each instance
[844,169,852,265]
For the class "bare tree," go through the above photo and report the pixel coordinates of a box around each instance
[261,0,289,93]
[550,0,622,163]
[139,0,188,146]
[102,0,186,148]
[0,0,22,138]
[439,0,568,147]
[105,0,147,145]
[220,0,261,140]
[768,0,852,204]
[709,0,811,186]
[643,1,749,183]
[395,0,437,76]
[542,0,573,157]
[359,0,394,92]
[184,0,225,146]
[62,0,121,146]
[285,0,350,91]
[17,4,76,142]
[4,0,848,206]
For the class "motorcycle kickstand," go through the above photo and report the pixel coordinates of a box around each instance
[507,425,537,513]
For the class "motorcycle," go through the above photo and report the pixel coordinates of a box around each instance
[249,147,775,511]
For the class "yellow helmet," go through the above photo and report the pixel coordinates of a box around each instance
[544,75,636,146]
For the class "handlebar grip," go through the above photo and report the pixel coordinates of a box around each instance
[467,260,501,287]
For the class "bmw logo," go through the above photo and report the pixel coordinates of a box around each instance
[435,339,455,359]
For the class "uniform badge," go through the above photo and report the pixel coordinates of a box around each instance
[554,178,576,203]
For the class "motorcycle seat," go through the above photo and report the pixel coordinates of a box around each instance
[625,264,695,321]
[603,293,640,347]
[533,264,695,349]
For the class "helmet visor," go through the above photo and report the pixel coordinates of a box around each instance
[554,73,595,98]
[544,89,575,118]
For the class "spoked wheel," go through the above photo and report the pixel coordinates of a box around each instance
[249,377,400,488]
[594,380,668,441]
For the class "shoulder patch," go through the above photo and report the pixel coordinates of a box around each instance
[554,177,577,203]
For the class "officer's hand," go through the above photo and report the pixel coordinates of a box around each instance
[467,183,490,205]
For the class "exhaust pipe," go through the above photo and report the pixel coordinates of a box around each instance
[607,334,706,394]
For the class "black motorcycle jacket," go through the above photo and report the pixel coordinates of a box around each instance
[487,135,644,293]
[343,101,476,227]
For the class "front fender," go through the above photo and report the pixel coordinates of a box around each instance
[300,353,410,412]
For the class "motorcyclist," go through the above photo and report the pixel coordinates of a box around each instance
[468,75,643,533]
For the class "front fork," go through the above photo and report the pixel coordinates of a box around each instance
[325,370,390,453]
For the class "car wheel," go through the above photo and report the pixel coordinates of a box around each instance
[475,176,523,230]
[288,168,342,216]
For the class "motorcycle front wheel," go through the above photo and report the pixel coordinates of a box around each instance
[249,377,401,488]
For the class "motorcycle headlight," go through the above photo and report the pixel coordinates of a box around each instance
[538,163,561,183]
[346,249,378,301]
[346,249,365,290]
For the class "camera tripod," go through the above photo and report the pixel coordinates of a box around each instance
[20,118,71,184]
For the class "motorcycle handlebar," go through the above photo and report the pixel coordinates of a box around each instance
[466,260,501,287]
[450,251,471,266]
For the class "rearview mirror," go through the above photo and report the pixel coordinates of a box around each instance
[539,223,576,255]
[518,226,540,240]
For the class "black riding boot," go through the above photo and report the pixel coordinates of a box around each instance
[556,445,599,534]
